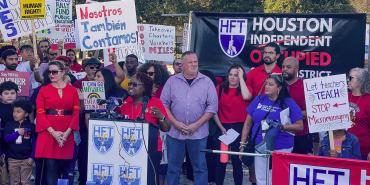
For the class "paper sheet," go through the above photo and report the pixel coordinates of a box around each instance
[218,128,240,145]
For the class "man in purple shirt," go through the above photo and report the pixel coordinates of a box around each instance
[161,51,218,185]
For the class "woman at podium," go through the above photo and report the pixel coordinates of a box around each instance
[116,72,171,184]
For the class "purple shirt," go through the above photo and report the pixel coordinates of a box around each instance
[247,95,302,150]
[160,72,218,140]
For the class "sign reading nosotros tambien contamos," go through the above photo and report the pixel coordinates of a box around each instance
[76,0,138,51]
[20,0,46,19]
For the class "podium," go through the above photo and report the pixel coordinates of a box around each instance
[87,119,149,185]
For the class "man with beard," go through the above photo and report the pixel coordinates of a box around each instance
[246,42,282,97]
[282,57,313,154]
[1,49,23,72]
[120,54,139,90]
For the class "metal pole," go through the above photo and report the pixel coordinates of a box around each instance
[186,11,193,51]
[202,149,270,157]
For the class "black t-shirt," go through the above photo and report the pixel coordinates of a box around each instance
[186,78,194,85]
[4,120,35,159]
[0,102,14,128]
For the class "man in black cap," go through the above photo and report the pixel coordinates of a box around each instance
[72,57,101,90]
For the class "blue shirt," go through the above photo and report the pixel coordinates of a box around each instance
[247,95,302,150]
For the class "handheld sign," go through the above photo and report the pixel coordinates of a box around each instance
[304,74,351,133]
[20,0,46,19]
[76,0,138,51]
[0,71,30,97]
[82,81,106,110]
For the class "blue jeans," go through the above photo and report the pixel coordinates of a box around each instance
[166,136,208,185]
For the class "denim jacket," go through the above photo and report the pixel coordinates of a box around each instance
[319,132,362,160]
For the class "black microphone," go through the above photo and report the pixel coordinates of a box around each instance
[140,96,150,120]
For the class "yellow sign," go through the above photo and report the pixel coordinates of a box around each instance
[20,0,46,19]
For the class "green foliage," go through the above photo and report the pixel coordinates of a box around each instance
[263,0,355,13]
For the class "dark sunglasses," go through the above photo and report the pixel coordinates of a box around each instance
[146,71,155,76]
[128,82,144,87]
[89,66,99,70]
[49,53,58,56]
[47,70,61,75]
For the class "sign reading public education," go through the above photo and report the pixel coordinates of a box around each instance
[0,71,30,96]
[303,74,351,133]
[0,0,54,40]
[190,13,366,78]
[82,81,106,110]
[76,0,138,51]
[20,0,46,19]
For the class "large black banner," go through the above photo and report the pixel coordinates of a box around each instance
[190,12,366,78]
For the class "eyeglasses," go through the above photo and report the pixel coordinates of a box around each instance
[89,66,99,70]
[269,73,283,84]
[49,53,58,56]
[146,71,155,76]
[47,70,61,75]
[128,82,144,87]
[174,62,182,66]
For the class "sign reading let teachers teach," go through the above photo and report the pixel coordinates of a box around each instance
[76,0,138,51]
[20,0,46,19]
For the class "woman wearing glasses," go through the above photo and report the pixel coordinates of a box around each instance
[347,67,370,160]
[35,61,80,185]
[116,72,170,185]
[239,74,303,185]
[138,62,170,98]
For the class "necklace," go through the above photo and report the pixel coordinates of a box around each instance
[349,93,362,126]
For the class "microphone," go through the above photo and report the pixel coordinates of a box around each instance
[140,96,150,121]
[97,94,129,106]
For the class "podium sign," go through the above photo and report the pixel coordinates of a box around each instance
[87,119,148,185]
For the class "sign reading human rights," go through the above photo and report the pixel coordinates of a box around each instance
[20,0,46,19]
[139,24,175,63]
[76,0,138,51]
[190,13,366,78]
[0,0,55,40]
[82,81,106,110]
[303,74,351,133]
[272,152,370,185]
[0,71,30,96]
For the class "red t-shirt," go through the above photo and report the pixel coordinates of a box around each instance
[246,64,282,97]
[72,76,89,90]
[217,86,248,123]
[116,96,168,151]
[287,79,308,135]
[347,93,370,156]
[70,63,83,73]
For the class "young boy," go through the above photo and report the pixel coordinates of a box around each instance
[4,100,35,185]
[0,81,18,185]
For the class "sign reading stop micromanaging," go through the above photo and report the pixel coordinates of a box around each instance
[303,74,351,133]
[76,0,138,51]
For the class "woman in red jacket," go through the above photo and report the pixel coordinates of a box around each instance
[35,61,80,185]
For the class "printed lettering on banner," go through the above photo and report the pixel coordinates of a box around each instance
[0,71,30,96]
[76,0,138,51]
[219,18,248,58]
[121,127,143,156]
[82,81,106,110]
[139,24,175,62]
[92,163,113,185]
[93,125,114,154]
[20,0,46,19]
[289,164,350,185]
[119,165,141,185]
[0,0,55,40]
[303,74,351,133]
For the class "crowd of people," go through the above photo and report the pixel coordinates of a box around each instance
[0,40,368,185]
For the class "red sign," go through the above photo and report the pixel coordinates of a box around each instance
[272,152,370,185]
[0,71,30,96]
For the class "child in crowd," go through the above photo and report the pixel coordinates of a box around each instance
[319,129,362,160]
[0,81,19,185]
[4,100,35,185]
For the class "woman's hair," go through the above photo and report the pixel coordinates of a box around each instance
[219,64,246,96]
[349,67,370,94]
[48,60,65,71]
[135,72,153,98]
[268,74,290,108]
[95,68,121,98]
[138,62,169,86]
[42,69,51,86]
[66,49,77,63]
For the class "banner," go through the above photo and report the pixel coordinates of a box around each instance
[88,120,148,185]
[272,152,370,185]
[76,0,138,51]
[303,74,351,133]
[139,24,175,63]
[20,0,46,19]
[103,43,145,66]
[190,13,366,78]
[82,81,106,110]
[366,24,369,60]
[0,0,54,40]
[0,71,30,96]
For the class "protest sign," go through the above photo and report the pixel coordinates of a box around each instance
[139,24,175,63]
[0,71,30,96]
[20,0,46,19]
[0,0,54,40]
[272,152,370,185]
[303,74,351,133]
[76,0,138,51]
[103,44,145,66]
[82,81,106,110]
